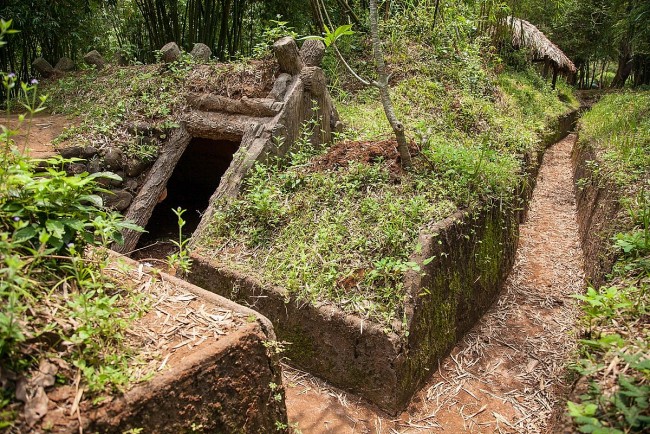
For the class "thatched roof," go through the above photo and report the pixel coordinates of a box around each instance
[507,17,576,74]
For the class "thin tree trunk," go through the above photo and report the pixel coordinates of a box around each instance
[334,0,363,28]
[369,0,412,168]
[589,61,597,89]
[433,0,441,31]
[599,61,607,88]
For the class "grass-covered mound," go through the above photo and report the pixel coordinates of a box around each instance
[197,35,578,327]
[43,56,276,161]
[569,92,650,433]
[577,92,650,188]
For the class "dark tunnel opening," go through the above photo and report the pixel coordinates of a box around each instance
[134,137,239,260]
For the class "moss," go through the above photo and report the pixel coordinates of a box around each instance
[475,214,506,291]
[280,326,316,362]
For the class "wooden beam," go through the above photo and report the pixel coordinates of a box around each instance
[113,126,191,254]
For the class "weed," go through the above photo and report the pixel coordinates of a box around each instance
[578,92,650,187]
[166,207,193,274]
[0,21,150,414]
[252,17,298,58]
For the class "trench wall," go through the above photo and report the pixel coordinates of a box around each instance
[572,135,626,287]
[398,111,579,407]
[189,112,578,414]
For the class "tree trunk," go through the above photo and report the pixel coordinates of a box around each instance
[611,1,635,89]
[611,49,633,88]
[334,0,363,28]
[599,61,608,88]
[589,61,597,89]
[113,127,192,254]
[542,57,550,78]
[369,0,412,169]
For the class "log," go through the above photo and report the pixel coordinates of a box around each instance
[184,111,259,141]
[299,40,325,67]
[268,73,292,101]
[273,37,304,75]
[186,93,281,117]
[113,126,191,253]
[299,67,327,97]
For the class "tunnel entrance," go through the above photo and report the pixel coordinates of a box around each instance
[134,137,239,261]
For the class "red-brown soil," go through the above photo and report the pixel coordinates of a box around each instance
[310,139,419,175]
[285,134,585,433]
[4,113,77,158]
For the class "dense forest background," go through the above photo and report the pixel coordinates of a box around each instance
[1,0,649,89]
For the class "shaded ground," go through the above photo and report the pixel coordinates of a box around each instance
[4,113,76,158]
[285,134,585,433]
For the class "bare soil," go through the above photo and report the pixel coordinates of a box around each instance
[285,134,585,433]
[310,139,419,176]
[4,113,77,158]
[186,59,277,99]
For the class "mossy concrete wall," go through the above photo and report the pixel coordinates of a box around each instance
[188,111,578,414]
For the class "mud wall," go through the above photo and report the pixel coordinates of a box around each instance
[398,110,580,408]
[187,111,579,414]
[88,324,286,434]
[44,254,289,434]
[572,139,625,287]
[188,255,404,411]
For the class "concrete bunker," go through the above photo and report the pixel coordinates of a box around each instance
[114,37,340,254]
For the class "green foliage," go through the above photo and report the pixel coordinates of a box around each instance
[166,207,193,274]
[0,23,149,411]
[303,24,355,48]
[252,18,299,58]
[579,92,650,186]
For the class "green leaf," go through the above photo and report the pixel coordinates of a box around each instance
[13,226,36,243]
[422,256,436,265]
[46,220,66,239]
[119,221,144,232]
[80,194,103,207]
[87,171,122,182]
[60,218,86,231]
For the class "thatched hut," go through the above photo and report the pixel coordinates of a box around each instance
[507,17,576,88]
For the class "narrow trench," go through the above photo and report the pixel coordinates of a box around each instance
[134,137,239,260]
[284,134,586,433]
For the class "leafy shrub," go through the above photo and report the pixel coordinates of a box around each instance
[0,21,147,412]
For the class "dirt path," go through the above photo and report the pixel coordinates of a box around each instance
[3,113,76,158]
[284,134,585,433]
